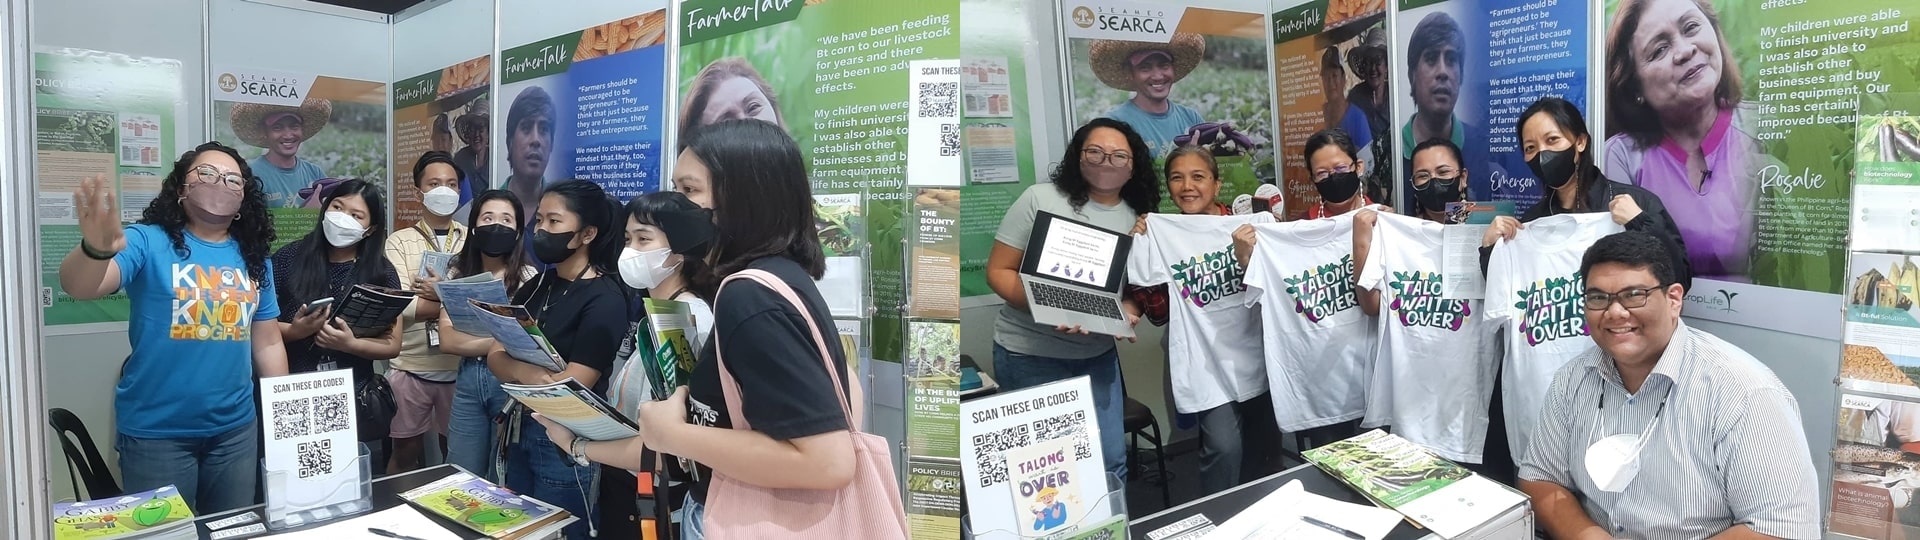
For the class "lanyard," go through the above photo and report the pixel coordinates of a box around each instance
[413,222,463,253]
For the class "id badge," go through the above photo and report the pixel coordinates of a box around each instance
[426,324,441,349]
[317,360,338,372]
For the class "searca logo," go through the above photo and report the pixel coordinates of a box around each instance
[1088,6,1171,34]
[1072,6,1095,28]
[217,73,238,93]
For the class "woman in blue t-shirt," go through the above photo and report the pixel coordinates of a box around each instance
[58,141,289,514]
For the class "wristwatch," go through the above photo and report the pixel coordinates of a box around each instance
[569,437,591,467]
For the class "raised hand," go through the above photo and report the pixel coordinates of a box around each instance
[73,175,125,255]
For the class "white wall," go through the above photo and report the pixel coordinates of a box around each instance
[391,0,496,79]
[496,0,666,48]
[208,0,393,83]
[1686,317,1839,510]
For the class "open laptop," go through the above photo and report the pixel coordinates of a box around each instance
[1019,211,1135,338]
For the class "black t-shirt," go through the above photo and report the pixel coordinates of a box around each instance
[686,256,850,502]
[272,240,402,381]
[513,268,629,392]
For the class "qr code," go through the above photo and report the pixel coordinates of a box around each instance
[40,287,53,308]
[940,124,959,157]
[1031,411,1094,461]
[917,82,957,118]
[312,394,351,434]
[297,439,332,478]
[270,397,311,440]
[970,423,1030,488]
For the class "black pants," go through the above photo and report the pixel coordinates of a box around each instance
[1296,419,1363,452]
[1198,393,1285,493]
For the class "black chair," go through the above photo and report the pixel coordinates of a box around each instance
[1123,396,1171,507]
[49,408,121,500]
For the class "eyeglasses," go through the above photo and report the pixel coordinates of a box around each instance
[1312,163,1355,181]
[1081,148,1133,166]
[1581,287,1664,311]
[189,165,247,191]
[1411,167,1460,184]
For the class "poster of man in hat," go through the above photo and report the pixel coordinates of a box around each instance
[230,97,332,208]
[1065,3,1276,210]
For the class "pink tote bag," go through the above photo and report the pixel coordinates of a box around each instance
[704,269,909,539]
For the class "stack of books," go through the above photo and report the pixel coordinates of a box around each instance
[52,485,195,540]
[1304,430,1530,539]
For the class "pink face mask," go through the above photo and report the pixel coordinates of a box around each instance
[1084,162,1131,192]
[184,181,243,225]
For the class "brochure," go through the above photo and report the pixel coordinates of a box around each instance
[434,273,509,336]
[640,297,697,397]
[470,299,565,372]
[401,471,573,540]
[51,485,195,540]
[500,378,638,441]
[1303,429,1526,538]
[337,284,414,337]
[419,251,454,279]
[1004,437,1084,536]
[1831,390,1920,538]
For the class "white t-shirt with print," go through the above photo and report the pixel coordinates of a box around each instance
[1127,212,1275,414]
[1485,212,1624,458]
[1356,212,1496,463]
[1242,213,1373,431]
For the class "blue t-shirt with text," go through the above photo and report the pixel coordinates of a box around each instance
[114,224,281,438]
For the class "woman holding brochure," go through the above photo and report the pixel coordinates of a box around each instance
[437,189,536,480]
[271,178,404,466]
[486,179,630,540]
[535,120,895,539]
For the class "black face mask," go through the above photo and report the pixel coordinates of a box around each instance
[1314,171,1362,205]
[1529,148,1578,190]
[1415,177,1462,214]
[530,229,579,265]
[472,224,520,257]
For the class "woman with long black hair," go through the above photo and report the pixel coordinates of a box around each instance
[59,141,288,513]
[271,178,404,464]
[438,189,537,480]
[488,179,631,540]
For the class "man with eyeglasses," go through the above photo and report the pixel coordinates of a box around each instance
[1516,231,1818,540]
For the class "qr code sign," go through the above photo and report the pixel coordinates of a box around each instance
[1031,411,1094,461]
[296,439,332,478]
[970,423,1030,488]
[940,124,959,157]
[917,82,957,118]
[41,287,53,308]
[312,394,351,434]
[271,397,311,440]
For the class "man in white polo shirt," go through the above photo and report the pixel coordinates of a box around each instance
[1516,231,1819,539]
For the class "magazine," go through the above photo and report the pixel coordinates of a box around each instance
[1303,429,1525,538]
[337,284,415,337]
[419,251,454,279]
[401,472,573,539]
[500,377,638,441]
[51,485,195,540]
[434,273,509,336]
[470,299,565,372]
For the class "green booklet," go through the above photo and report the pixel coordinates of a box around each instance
[637,297,698,398]
[52,485,194,540]
[1302,429,1472,508]
[401,471,571,539]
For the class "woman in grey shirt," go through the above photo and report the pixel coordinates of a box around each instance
[984,118,1160,480]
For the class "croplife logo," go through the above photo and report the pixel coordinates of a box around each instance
[217,73,238,93]
[1686,288,1740,313]
[1072,6,1095,28]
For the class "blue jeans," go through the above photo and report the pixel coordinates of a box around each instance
[505,416,597,540]
[992,344,1128,481]
[681,493,706,540]
[116,419,259,515]
[447,358,508,480]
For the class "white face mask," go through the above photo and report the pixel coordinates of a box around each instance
[422,186,460,217]
[618,247,680,290]
[1582,388,1670,493]
[321,211,368,248]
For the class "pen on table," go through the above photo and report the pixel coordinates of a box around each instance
[1302,516,1365,540]
[367,527,430,540]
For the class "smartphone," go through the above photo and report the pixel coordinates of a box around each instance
[304,297,335,311]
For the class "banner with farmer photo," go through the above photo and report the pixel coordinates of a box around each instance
[212,66,389,245]
[1061,0,1277,212]
[392,55,490,229]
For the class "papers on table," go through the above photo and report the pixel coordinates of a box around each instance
[258,505,460,540]
[1205,480,1402,540]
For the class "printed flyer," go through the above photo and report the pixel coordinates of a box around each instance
[1063,1,1277,213]
[497,11,669,207]
[211,66,388,246]
[1853,115,1920,252]
[1271,0,1391,218]
[34,49,183,326]
[959,377,1110,539]
[906,320,963,537]
[1841,251,1920,397]
[1601,0,1920,337]
[912,188,961,319]
[1831,391,1920,538]
[960,0,1043,298]
[391,56,490,229]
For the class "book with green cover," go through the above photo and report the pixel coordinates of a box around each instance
[52,485,195,540]
[640,297,697,398]
[401,471,571,539]
[1301,429,1472,507]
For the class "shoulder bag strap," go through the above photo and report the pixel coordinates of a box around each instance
[714,270,860,432]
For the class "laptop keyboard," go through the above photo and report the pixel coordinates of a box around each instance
[1030,281,1124,320]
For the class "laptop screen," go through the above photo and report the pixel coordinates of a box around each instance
[1020,211,1131,292]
